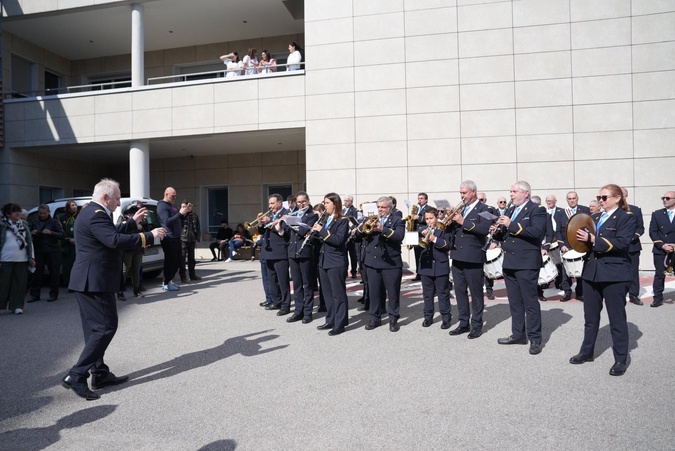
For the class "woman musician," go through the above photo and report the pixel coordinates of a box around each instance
[570,184,637,376]
[418,207,452,329]
[312,193,350,336]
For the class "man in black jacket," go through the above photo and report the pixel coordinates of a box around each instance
[179,200,201,283]
[29,204,65,302]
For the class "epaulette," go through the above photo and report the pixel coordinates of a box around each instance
[626,211,633,215]
[95,209,106,214]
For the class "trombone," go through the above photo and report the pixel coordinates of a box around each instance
[244,208,273,231]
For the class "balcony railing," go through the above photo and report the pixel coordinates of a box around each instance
[146,62,305,85]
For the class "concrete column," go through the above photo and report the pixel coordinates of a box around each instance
[130,140,150,198]
[131,4,144,87]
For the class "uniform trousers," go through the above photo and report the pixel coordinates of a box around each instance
[366,266,402,322]
[484,275,494,295]
[347,241,358,276]
[652,254,668,303]
[628,251,641,298]
[266,258,291,309]
[260,259,272,304]
[319,266,348,330]
[161,238,181,284]
[452,261,485,330]
[289,257,314,317]
[69,291,117,378]
[561,270,583,297]
[420,274,451,323]
[579,280,629,362]
[503,268,542,344]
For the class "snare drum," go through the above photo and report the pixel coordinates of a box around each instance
[484,248,504,279]
[548,241,562,265]
[562,250,585,277]
[538,254,558,286]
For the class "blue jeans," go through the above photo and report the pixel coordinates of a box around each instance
[228,240,244,259]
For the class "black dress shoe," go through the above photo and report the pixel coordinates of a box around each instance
[356,297,365,304]
[316,323,333,330]
[365,320,381,330]
[302,315,313,324]
[317,307,327,313]
[449,325,470,336]
[133,290,144,298]
[276,308,291,316]
[561,292,572,302]
[468,329,482,339]
[629,295,643,306]
[180,276,189,284]
[651,300,664,308]
[137,285,146,292]
[422,319,433,327]
[569,353,594,364]
[389,321,400,332]
[538,295,547,302]
[487,293,495,300]
[189,274,202,281]
[286,314,303,323]
[91,372,129,390]
[609,361,627,376]
[441,321,452,330]
[47,295,58,302]
[328,328,345,336]
[576,295,584,301]
[265,304,281,311]
[116,292,126,302]
[529,343,542,355]
[259,301,272,307]
[497,335,528,345]
[62,375,100,401]
[211,257,218,262]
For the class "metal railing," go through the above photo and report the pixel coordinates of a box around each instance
[5,80,132,99]
[146,62,305,85]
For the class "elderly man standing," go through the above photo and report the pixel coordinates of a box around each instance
[492,181,547,355]
[649,191,675,308]
[62,179,165,400]
[157,187,189,292]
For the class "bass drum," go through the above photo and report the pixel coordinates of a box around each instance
[484,248,504,280]
[562,250,585,278]
[538,254,558,286]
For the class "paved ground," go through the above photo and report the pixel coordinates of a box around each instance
[1,256,674,451]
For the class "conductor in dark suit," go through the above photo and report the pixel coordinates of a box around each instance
[447,181,491,338]
[357,196,405,332]
[622,187,645,305]
[61,179,165,400]
[570,184,637,376]
[343,195,359,278]
[493,181,547,355]
[649,190,675,308]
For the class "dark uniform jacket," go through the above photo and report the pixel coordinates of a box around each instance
[357,215,405,269]
[649,208,675,256]
[285,208,318,259]
[259,208,289,260]
[417,227,450,276]
[495,200,547,270]
[316,216,349,268]
[582,208,637,283]
[447,201,491,264]
[627,204,644,253]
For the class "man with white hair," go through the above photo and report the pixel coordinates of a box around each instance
[61,178,165,400]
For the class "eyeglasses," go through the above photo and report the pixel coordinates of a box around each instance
[478,199,486,203]
[596,195,615,201]
[498,201,506,204]
[662,197,673,201]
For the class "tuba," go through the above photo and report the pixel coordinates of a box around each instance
[565,212,597,253]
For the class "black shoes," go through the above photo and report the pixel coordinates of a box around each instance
[28,297,40,303]
[180,276,189,284]
[538,295,547,302]
[317,307,327,313]
[365,320,381,330]
[569,353,594,364]
[440,321,452,330]
[260,301,272,307]
[265,304,281,311]
[91,372,129,390]
[276,308,291,316]
[389,321,400,332]
[651,300,663,308]
[133,290,143,298]
[286,314,303,323]
[468,329,482,339]
[302,315,313,324]
[61,375,100,401]
[629,295,643,306]
[328,328,345,336]
[116,292,126,302]
[422,319,433,327]
[316,323,333,330]
[576,295,584,301]
[487,292,495,300]
[561,292,572,302]
[47,294,58,302]
[609,361,627,376]
[497,336,528,345]
[529,343,542,355]
[211,257,218,262]
[449,325,470,336]
[189,274,202,281]
[356,297,365,304]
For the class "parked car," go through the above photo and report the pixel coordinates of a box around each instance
[27,197,165,279]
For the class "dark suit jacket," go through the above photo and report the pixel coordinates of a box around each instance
[343,205,358,220]
[549,207,567,243]
[417,228,450,276]
[496,200,547,270]
[414,203,429,231]
[392,208,403,218]
[582,208,637,283]
[627,204,644,253]
[316,216,349,269]
[357,214,405,269]
[69,202,153,293]
[259,208,289,260]
[649,208,675,255]
[285,209,318,259]
[447,201,491,264]
[564,205,591,218]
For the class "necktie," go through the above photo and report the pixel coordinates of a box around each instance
[510,207,521,221]
[571,208,577,215]
[324,216,333,229]
[597,212,609,229]
[381,217,387,226]
[343,207,347,215]
[463,206,470,218]
[550,209,557,230]
[669,210,674,223]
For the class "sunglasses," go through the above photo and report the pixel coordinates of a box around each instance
[662,197,673,201]
[596,195,615,201]
[478,199,486,203]
[498,201,506,204]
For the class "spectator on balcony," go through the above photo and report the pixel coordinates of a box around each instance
[243,48,260,76]
[220,52,243,78]
[287,42,303,71]
[259,50,277,74]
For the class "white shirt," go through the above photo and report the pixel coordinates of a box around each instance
[223,58,242,77]
[287,50,302,71]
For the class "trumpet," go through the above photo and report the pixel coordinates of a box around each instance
[244,208,273,231]
[360,214,379,234]
[438,199,467,229]
[419,226,436,249]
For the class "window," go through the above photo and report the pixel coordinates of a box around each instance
[265,184,293,205]
[39,186,64,204]
[11,54,37,98]
[206,187,229,234]
[45,70,63,95]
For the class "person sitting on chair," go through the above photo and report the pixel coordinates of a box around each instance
[209,220,233,261]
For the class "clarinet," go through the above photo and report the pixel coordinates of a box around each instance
[482,200,513,252]
[295,211,329,258]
